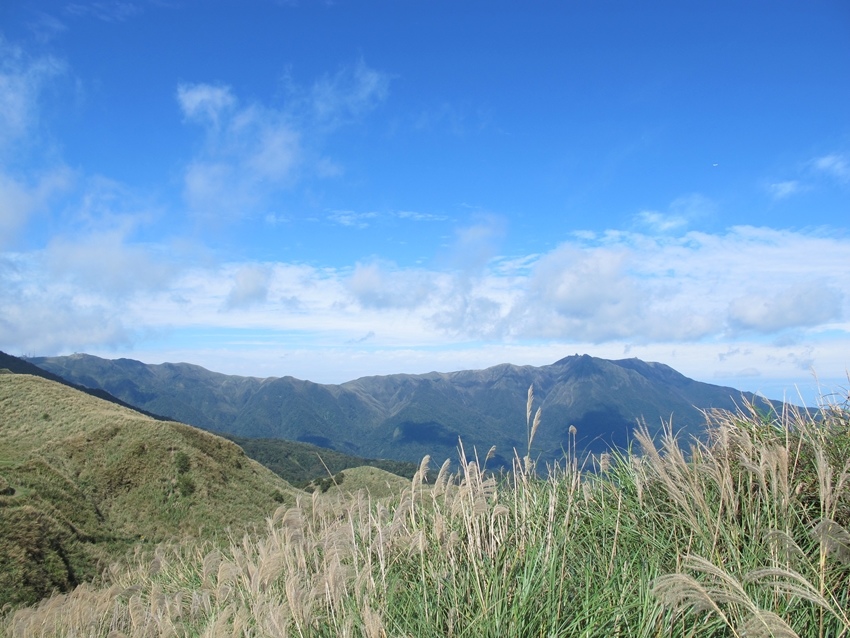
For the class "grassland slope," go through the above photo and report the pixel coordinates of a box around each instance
[3,392,848,636]
[0,372,299,609]
[313,465,411,500]
[224,434,417,487]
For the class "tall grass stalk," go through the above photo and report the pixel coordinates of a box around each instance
[3,386,849,637]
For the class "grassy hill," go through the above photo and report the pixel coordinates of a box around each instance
[0,372,300,609]
[0,351,170,421]
[223,434,418,488]
[2,389,848,637]
[318,465,411,499]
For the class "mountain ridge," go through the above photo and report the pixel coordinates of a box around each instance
[26,352,771,465]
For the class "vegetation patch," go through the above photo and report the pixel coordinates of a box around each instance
[3,386,848,636]
[0,373,299,610]
[225,434,417,487]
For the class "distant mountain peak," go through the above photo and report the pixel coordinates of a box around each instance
[25,351,776,464]
[553,353,589,365]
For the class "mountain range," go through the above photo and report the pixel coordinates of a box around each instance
[26,353,773,466]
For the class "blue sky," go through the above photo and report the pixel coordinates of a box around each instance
[1,1,849,404]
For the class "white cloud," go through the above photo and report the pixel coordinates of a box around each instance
[45,228,175,297]
[396,210,449,222]
[177,61,388,220]
[73,174,160,230]
[634,194,714,233]
[727,284,843,333]
[306,59,390,129]
[0,291,131,354]
[224,265,271,309]
[500,226,850,345]
[0,249,134,354]
[349,261,434,309]
[7,226,848,351]
[326,209,449,227]
[176,82,236,128]
[812,153,850,182]
[0,167,74,248]
[177,84,303,219]
[184,161,255,217]
[767,152,850,199]
[29,13,68,44]
[0,37,66,156]
[169,227,849,350]
[517,244,645,341]
[442,215,506,273]
[328,210,378,228]
[766,180,802,200]
[184,97,303,217]
[430,291,505,339]
[636,210,687,233]
[0,39,78,250]
[245,118,300,181]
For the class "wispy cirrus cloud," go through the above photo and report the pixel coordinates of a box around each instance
[325,208,450,228]
[176,83,236,130]
[305,59,391,130]
[766,180,802,200]
[811,153,850,183]
[177,85,301,219]
[395,210,449,222]
[328,210,378,228]
[0,167,74,248]
[64,2,143,23]
[177,60,390,221]
[765,151,850,200]
[0,37,66,156]
[634,194,715,233]
[0,38,74,245]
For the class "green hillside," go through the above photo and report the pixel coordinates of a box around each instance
[0,372,300,609]
[2,390,848,637]
[0,351,170,421]
[318,465,411,499]
[224,434,418,487]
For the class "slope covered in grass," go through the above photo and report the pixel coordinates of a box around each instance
[316,465,411,500]
[0,351,170,421]
[224,434,418,487]
[3,385,848,636]
[0,372,299,610]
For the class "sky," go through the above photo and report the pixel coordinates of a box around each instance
[1,1,849,405]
